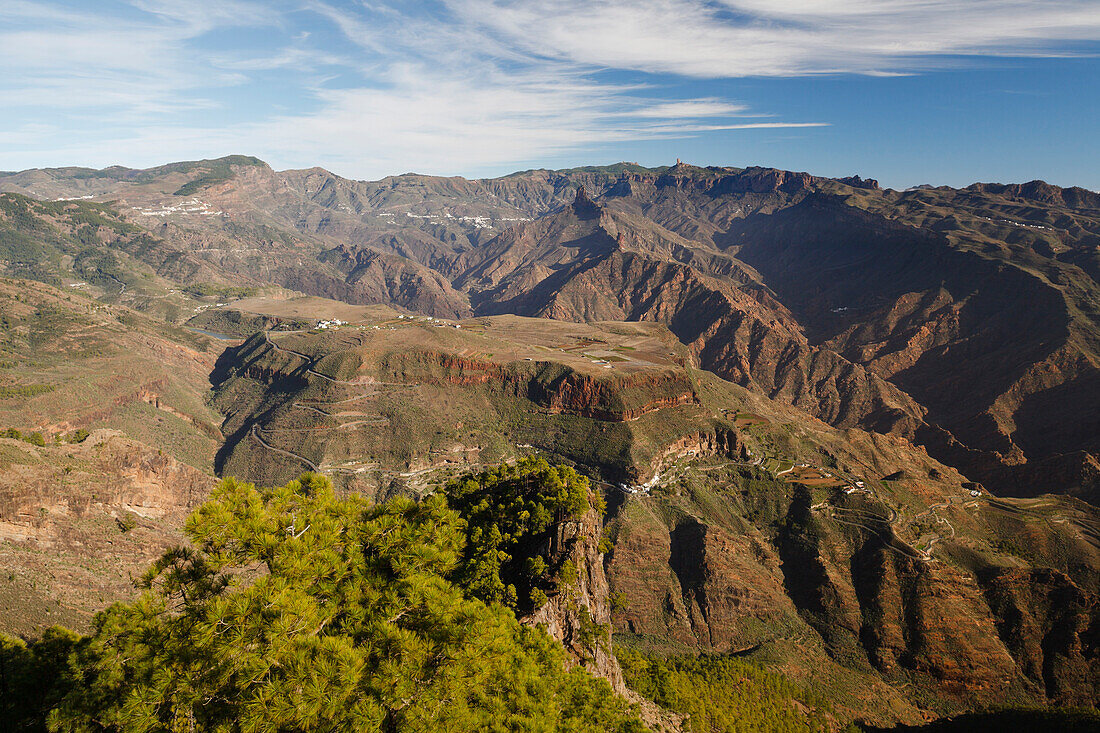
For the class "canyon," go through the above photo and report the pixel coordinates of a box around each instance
[4,157,1096,504]
[0,156,1098,726]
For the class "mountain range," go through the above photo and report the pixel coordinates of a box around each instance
[1,155,1098,728]
[3,155,1097,505]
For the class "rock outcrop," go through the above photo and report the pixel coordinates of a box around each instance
[524,506,684,732]
[0,430,216,634]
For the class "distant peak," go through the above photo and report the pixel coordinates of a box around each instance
[837,174,879,190]
[572,185,601,219]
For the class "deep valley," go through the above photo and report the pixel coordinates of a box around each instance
[1,157,1098,730]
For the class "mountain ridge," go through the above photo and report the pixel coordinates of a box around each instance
[3,155,1098,504]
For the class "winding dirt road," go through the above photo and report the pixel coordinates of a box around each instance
[250,425,319,472]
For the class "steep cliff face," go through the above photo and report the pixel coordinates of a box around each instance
[318,244,472,318]
[0,429,216,634]
[211,317,737,492]
[730,194,1100,503]
[964,181,1100,209]
[979,567,1100,703]
[524,507,626,691]
[604,463,1100,723]
[379,350,699,422]
[522,506,684,732]
[0,429,211,532]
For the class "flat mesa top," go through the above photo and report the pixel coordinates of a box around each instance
[229,296,399,322]
[259,308,686,376]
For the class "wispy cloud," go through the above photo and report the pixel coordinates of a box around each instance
[451,0,1100,77]
[0,0,276,117]
[1,1,1097,178]
[8,67,765,176]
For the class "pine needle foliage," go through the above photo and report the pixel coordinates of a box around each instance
[619,650,833,733]
[0,626,80,731]
[47,472,644,733]
[444,458,592,611]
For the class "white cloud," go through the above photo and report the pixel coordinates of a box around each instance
[4,69,765,177]
[1,1,1097,178]
[0,0,276,117]
[449,0,1100,77]
[627,100,749,118]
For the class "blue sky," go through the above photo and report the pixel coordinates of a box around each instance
[1,0,1098,189]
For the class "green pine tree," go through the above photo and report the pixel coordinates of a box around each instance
[47,473,644,733]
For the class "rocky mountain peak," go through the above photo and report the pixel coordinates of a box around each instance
[572,184,602,219]
[966,179,1100,208]
[838,174,880,190]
